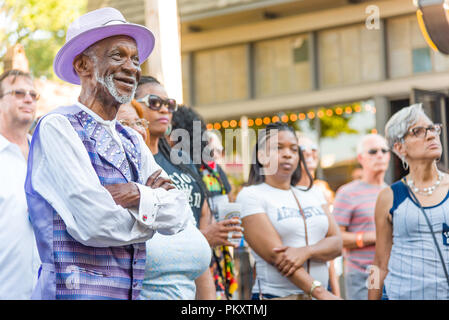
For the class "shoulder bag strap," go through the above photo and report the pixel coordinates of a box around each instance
[402,178,449,288]
[291,188,310,273]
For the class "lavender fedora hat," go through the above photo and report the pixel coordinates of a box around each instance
[53,7,155,85]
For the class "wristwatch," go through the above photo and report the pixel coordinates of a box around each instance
[309,280,322,298]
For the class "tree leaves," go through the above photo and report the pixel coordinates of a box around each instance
[0,0,86,78]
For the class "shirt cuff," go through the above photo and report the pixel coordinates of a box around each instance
[132,183,191,235]
[133,182,160,227]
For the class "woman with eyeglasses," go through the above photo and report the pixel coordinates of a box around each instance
[368,104,449,300]
[134,76,241,300]
[117,100,149,143]
[236,122,342,300]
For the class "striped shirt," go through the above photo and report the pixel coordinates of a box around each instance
[333,180,385,273]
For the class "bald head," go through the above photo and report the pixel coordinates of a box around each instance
[356,134,388,155]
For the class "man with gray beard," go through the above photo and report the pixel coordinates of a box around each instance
[25,7,191,299]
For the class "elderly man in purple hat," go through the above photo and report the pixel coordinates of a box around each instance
[25,7,191,300]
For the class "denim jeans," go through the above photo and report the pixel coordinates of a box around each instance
[345,268,369,300]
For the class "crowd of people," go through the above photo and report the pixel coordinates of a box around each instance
[1,7,449,300]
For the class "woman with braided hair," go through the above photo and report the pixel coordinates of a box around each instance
[170,105,240,300]
[134,76,242,300]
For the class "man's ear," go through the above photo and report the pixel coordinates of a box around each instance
[357,153,363,166]
[73,54,93,78]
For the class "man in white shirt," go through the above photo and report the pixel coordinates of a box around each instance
[0,69,40,299]
[26,8,190,299]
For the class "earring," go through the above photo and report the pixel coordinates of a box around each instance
[401,156,409,171]
[165,123,172,136]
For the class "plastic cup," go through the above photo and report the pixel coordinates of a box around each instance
[217,202,242,246]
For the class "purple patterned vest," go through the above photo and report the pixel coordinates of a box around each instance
[25,105,146,300]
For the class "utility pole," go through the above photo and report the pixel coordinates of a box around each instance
[144,0,184,103]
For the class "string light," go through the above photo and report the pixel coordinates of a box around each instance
[263,117,271,125]
[307,111,315,119]
[207,102,375,128]
[290,114,298,122]
[317,110,324,118]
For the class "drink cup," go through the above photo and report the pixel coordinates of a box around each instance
[217,202,242,246]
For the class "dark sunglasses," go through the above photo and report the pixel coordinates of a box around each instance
[136,94,178,113]
[367,148,389,155]
[1,89,40,101]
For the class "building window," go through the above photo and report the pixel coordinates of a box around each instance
[318,24,382,88]
[193,45,248,105]
[388,15,449,78]
[254,34,311,98]
[412,47,432,73]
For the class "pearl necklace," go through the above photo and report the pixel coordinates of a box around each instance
[407,171,444,196]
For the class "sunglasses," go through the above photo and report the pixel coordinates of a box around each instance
[118,118,149,129]
[367,148,389,155]
[136,94,178,113]
[404,123,443,139]
[1,89,40,101]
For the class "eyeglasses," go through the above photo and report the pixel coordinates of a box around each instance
[367,148,389,155]
[300,144,318,153]
[118,118,149,129]
[1,89,40,101]
[404,123,443,139]
[136,94,178,113]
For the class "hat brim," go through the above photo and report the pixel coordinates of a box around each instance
[53,23,155,85]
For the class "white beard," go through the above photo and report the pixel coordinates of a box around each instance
[95,70,137,104]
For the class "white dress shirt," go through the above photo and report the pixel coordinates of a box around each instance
[30,102,191,248]
[0,134,40,299]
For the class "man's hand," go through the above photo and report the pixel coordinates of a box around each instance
[200,217,243,248]
[273,246,311,277]
[145,169,175,191]
[104,182,140,208]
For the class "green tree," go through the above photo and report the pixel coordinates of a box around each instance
[0,0,86,78]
